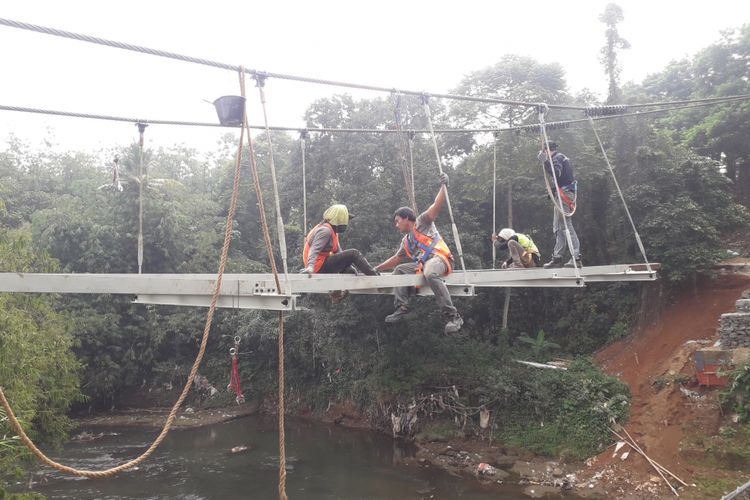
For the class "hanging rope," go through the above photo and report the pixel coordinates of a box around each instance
[587,116,653,272]
[420,94,467,280]
[300,129,309,233]
[537,105,581,278]
[238,70,287,500]
[0,77,248,482]
[136,122,148,274]
[254,73,290,286]
[392,93,418,212]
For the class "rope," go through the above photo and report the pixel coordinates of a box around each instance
[392,93,417,212]
[3,95,749,135]
[277,312,287,500]
[0,74,248,481]
[538,105,581,278]
[587,116,652,272]
[300,130,308,233]
[421,94,467,280]
[0,17,582,111]
[238,70,287,500]
[254,74,290,286]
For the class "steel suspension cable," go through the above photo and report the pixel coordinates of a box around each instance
[237,69,287,500]
[587,116,652,272]
[136,122,147,274]
[0,74,249,482]
[7,16,747,113]
[0,17,583,111]
[3,94,749,136]
[392,93,418,212]
[408,132,416,212]
[538,105,581,279]
[0,95,746,137]
[491,137,497,269]
[421,95,467,280]
[254,75,290,285]
[300,130,309,233]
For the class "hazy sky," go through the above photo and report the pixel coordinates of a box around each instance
[1,0,749,153]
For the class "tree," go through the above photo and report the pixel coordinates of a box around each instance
[0,228,81,484]
[599,3,630,103]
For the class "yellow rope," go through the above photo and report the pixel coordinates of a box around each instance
[0,79,247,479]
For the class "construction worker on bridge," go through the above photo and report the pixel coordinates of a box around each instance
[301,204,379,302]
[492,228,541,269]
[375,173,463,335]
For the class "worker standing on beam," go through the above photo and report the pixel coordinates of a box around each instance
[375,173,463,335]
[539,141,582,268]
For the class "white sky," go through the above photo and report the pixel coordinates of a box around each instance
[1,0,749,154]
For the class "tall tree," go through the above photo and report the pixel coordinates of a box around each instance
[599,3,631,103]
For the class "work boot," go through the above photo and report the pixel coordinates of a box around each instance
[444,315,464,335]
[543,257,563,269]
[563,257,582,268]
[385,305,412,323]
[330,290,349,304]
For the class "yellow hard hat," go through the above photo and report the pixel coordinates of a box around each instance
[323,204,350,226]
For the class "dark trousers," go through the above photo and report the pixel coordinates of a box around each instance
[319,249,378,275]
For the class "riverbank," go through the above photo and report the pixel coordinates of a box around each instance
[74,401,260,430]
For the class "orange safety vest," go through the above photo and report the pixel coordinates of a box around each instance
[402,227,453,276]
[303,223,340,273]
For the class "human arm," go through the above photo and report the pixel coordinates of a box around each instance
[375,254,404,272]
[424,173,449,222]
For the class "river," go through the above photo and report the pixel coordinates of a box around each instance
[21,416,566,499]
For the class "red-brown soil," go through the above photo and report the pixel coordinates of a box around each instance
[584,268,750,498]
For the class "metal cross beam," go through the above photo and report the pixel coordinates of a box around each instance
[0,264,657,311]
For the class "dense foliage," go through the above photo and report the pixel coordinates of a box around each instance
[1,20,749,485]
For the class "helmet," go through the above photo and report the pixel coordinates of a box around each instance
[498,228,516,241]
[323,204,350,226]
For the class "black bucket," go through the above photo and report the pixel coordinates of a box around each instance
[213,95,246,126]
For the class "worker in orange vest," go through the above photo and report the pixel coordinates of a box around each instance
[302,204,378,276]
[375,173,463,334]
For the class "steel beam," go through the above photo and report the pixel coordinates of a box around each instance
[0,264,657,311]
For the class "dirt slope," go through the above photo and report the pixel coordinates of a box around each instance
[585,268,750,498]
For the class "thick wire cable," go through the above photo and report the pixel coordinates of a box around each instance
[0,17,583,111]
[137,123,146,274]
[300,131,308,233]
[587,117,652,272]
[421,96,467,280]
[254,76,290,285]
[392,93,417,212]
[538,106,581,278]
[0,78,248,482]
[491,139,497,269]
[408,132,416,213]
[3,95,749,136]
